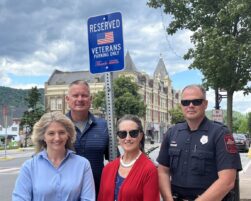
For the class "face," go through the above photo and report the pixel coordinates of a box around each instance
[117,120,143,153]
[66,84,92,113]
[181,86,208,121]
[44,122,69,152]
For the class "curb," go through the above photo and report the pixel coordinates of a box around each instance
[0,156,13,161]
[248,148,251,158]
[18,147,34,151]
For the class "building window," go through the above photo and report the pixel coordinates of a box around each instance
[57,99,62,110]
[50,97,63,110]
[50,98,56,110]
[12,127,17,131]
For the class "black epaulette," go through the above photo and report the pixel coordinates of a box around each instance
[212,120,226,127]
[212,120,224,125]
[212,120,228,130]
[175,120,186,125]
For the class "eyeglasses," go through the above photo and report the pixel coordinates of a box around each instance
[117,129,140,139]
[181,99,204,106]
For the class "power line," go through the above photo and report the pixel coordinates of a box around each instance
[160,8,183,59]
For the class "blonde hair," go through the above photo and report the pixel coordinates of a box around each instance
[31,111,76,153]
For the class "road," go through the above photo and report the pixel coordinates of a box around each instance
[0,148,34,201]
[0,146,250,201]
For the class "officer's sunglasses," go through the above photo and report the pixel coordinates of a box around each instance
[116,129,140,139]
[181,99,204,106]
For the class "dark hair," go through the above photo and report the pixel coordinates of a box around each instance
[117,114,145,152]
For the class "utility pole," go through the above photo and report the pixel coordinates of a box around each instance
[215,88,220,109]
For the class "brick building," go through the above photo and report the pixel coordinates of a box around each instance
[44,51,180,142]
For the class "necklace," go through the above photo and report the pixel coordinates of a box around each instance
[120,151,142,168]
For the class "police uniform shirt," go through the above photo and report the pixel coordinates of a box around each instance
[157,117,242,194]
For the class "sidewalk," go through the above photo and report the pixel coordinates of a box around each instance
[240,160,251,200]
[0,147,34,160]
[145,142,160,153]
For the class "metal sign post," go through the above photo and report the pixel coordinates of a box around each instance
[104,72,117,160]
[87,12,124,160]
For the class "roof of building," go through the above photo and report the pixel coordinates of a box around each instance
[153,56,169,80]
[124,51,138,72]
[46,70,105,85]
[46,51,170,86]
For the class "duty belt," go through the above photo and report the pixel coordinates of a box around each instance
[173,193,196,201]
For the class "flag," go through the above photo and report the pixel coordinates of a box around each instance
[97,32,114,45]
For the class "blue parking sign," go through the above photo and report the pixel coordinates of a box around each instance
[88,12,124,74]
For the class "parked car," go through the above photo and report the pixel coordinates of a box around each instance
[233,133,250,152]
[243,134,251,147]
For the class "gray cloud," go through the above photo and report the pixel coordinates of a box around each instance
[1,0,250,113]
[0,0,188,75]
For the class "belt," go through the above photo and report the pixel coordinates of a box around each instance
[173,193,196,201]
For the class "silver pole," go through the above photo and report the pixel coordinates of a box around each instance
[104,72,117,160]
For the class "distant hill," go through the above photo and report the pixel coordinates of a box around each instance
[0,86,44,119]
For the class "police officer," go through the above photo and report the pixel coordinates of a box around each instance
[157,84,242,201]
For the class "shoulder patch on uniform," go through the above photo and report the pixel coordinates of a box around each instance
[224,134,237,153]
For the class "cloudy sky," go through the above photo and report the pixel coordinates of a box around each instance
[0,0,250,114]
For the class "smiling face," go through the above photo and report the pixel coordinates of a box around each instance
[181,86,208,122]
[117,120,143,154]
[44,121,69,153]
[66,83,92,114]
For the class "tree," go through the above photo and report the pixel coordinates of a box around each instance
[237,116,248,134]
[92,76,146,119]
[92,90,106,111]
[169,105,184,124]
[248,112,251,135]
[25,87,41,109]
[20,87,45,146]
[148,0,251,132]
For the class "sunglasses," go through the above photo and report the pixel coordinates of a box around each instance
[181,99,204,106]
[116,129,140,139]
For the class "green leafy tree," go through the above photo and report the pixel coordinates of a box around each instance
[25,87,41,108]
[237,116,248,134]
[115,92,145,119]
[92,76,146,119]
[232,113,242,133]
[148,0,251,132]
[92,90,106,111]
[169,105,185,124]
[20,87,45,146]
[248,112,251,134]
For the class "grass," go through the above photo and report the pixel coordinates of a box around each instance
[0,145,20,150]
